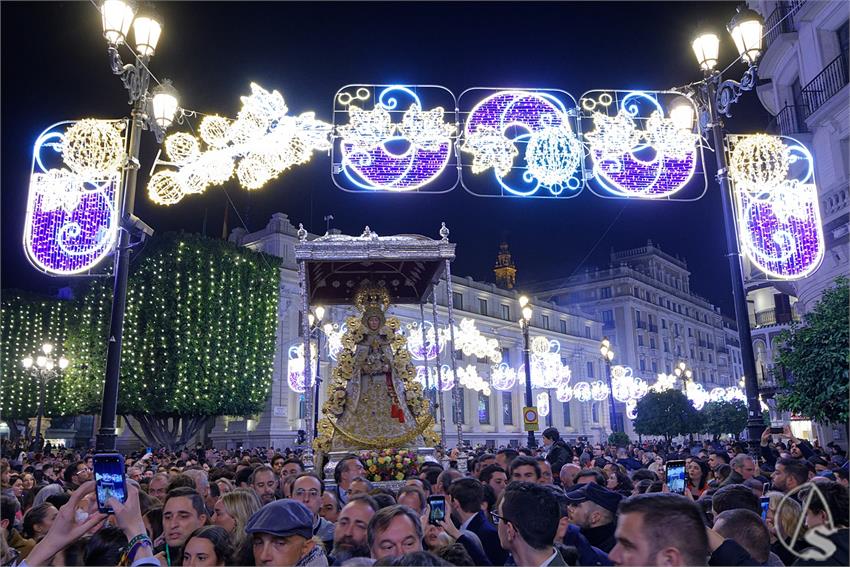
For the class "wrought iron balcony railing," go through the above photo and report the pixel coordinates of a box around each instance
[802,52,849,118]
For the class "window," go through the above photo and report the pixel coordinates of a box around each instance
[501,304,510,321]
[542,314,550,329]
[676,345,682,356]
[478,392,490,424]
[298,394,305,418]
[585,326,592,339]
[591,403,600,423]
[455,388,465,424]
[602,310,614,324]
[639,358,646,371]
[601,287,612,299]
[454,349,463,360]
[838,20,849,55]
[651,360,658,372]
[560,319,567,334]
[562,402,571,426]
[690,347,695,359]
[688,327,693,337]
[452,292,463,310]
[663,339,670,353]
[708,353,713,364]
[650,337,656,349]
[479,298,488,315]
[501,348,511,365]
[665,362,672,373]
[638,334,644,346]
[586,361,594,378]
[662,318,667,329]
[502,391,513,425]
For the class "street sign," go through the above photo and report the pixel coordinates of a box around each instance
[523,406,539,431]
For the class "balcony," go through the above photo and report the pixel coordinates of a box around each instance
[698,340,709,348]
[751,306,802,328]
[603,320,616,329]
[802,52,849,118]
[648,324,659,333]
[636,320,648,330]
[764,3,797,50]
[770,104,810,136]
[717,346,729,354]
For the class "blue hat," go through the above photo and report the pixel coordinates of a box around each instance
[246,499,313,539]
[565,482,623,514]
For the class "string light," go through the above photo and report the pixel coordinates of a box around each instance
[165,132,201,164]
[537,391,550,417]
[415,364,455,391]
[452,318,501,363]
[456,365,491,396]
[61,119,125,179]
[147,170,184,205]
[520,337,571,389]
[405,321,448,361]
[490,363,518,391]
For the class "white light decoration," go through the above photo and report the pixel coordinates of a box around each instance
[147,83,332,204]
[727,134,825,279]
[573,381,592,403]
[452,318,501,363]
[460,89,583,197]
[61,119,126,179]
[325,323,348,362]
[490,363,518,391]
[626,399,638,420]
[521,337,572,389]
[685,381,709,410]
[651,372,679,392]
[287,344,317,394]
[457,365,491,396]
[24,120,126,276]
[581,90,702,200]
[416,364,455,392]
[405,321,448,361]
[590,380,610,401]
[610,365,648,402]
[556,381,573,402]
[537,391,550,417]
[334,85,457,192]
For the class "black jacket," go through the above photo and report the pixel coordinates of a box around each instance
[581,522,617,554]
[793,528,850,567]
[467,510,509,566]
[546,440,571,477]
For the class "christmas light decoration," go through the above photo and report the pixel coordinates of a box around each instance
[325,322,348,362]
[335,85,457,192]
[651,372,679,392]
[460,89,583,197]
[405,321,448,361]
[415,364,455,391]
[590,380,610,401]
[24,120,125,276]
[537,391,550,417]
[581,90,702,200]
[727,134,824,279]
[520,337,571,389]
[490,363,518,392]
[610,365,648,402]
[573,381,592,403]
[556,381,573,402]
[456,365,491,396]
[147,83,332,204]
[452,318,501,363]
[288,343,317,393]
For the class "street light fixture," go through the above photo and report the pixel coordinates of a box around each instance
[600,338,619,433]
[674,361,693,391]
[21,343,70,451]
[518,295,536,449]
[96,0,179,452]
[684,5,765,447]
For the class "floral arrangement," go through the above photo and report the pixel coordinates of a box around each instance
[361,448,424,482]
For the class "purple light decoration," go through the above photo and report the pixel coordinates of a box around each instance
[340,139,452,191]
[731,136,824,280]
[591,148,696,197]
[23,121,123,276]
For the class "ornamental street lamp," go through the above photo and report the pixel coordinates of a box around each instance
[308,306,326,440]
[600,338,619,433]
[22,344,69,451]
[674,361,693,392]
[685,4,765,447]
[96,0,180,452]
[518,295,536,449]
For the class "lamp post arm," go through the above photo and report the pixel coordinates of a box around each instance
[703,75,766,449]
[714,65,758,118]
[108,47,150,105]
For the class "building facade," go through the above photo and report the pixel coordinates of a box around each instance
[209,213,611,450]
[530,241,745,436]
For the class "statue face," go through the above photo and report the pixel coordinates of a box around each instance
[367,316,381,331]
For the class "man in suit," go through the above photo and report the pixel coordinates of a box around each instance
[496,481,569,566]
[448,477,509,565]
[332,454,366,506]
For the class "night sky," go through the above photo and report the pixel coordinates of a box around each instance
[1,1,773,315]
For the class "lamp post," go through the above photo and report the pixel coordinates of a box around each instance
[518,296,536,449]
[674,361,693,393]
[96,0,180,452]
[22,343,69,451]
[308,306,326,440]
[600,338,618,433]
[686,5,766,448]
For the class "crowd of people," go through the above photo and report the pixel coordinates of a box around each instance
[1,424,847,567]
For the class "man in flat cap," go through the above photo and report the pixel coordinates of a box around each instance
[565,481,623,553]
[247,499,329,566]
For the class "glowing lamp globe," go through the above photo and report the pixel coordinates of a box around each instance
[132,9,162,57]
[101,0,135,45]
[151,81,180,131]
[728,6,764,64]
[59,357,69,370]
[315,306,325,322]
[22,357,33,369]
[692,33,720,71]
[670,104,696,131]
[522,306,533,322]
[36,356,47,368]
[42,343,54,355]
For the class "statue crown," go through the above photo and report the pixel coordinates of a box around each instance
[354,282,391,314]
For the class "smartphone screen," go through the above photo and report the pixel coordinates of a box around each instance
[760,496,770,520]
[93,453,127,514]
[428,495,446,526]
[769,427,784,434]
[665,460,686,495]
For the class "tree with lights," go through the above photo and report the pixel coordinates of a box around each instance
[64,233,281,450]
[776,277,849,430]
[1,291,78,439]
[633,390,702,443]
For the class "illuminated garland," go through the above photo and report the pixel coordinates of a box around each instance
[452,318,501,363]
[148,83,332,205]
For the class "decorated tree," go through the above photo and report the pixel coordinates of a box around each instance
[608,431,631,447]
[633,390,702,442]
[1,291,80,437]
[65,233,280,449]
[701,400,748,440]
[775,278,849,428]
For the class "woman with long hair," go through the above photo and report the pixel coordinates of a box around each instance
[182,526,232,567]
[686,460,710,498]
[211,489,260,566]
[21,503,57,542]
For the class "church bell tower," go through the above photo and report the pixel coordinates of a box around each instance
[494,242,517,290]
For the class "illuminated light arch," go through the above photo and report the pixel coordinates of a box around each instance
[727,134,825,280]
[416,364,455,391]
[287,344,317,393]
[459,88,583,198]
[581,90,704,200]
[519,337,571,389]
[491,363,518,392]
[537,391,550,417]
[334,85,458,193]
[452,318,501,363]
[24,120,126,276]
[457,365,492,396]
[405,321,448,361]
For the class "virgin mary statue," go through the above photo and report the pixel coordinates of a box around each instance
[315,283,438,453]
